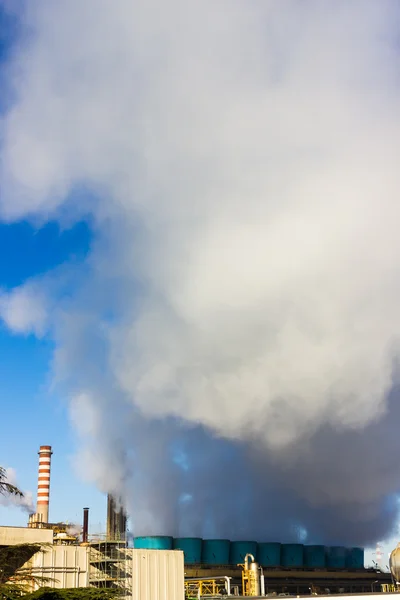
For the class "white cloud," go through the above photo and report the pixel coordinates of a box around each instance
[0,284,48,336]
[1,0,400,543]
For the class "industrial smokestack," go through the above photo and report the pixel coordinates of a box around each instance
[106,494,127,541]
[83,507,89,543]
[36,445,52,524]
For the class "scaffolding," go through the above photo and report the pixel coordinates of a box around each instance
[89,539,132,597]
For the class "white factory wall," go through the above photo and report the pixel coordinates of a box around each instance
[0,526,53,546]
[21,545,90,591]
[132,549,184,600]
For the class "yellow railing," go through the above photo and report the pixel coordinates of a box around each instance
[185,578,223,598]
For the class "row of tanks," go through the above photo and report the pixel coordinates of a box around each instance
[133,537,364,569]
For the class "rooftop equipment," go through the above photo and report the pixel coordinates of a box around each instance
[202,539,230,565]
[257,542,281,567]
[238,553,263,596]
[281,543,304,568]
[173,537,202,564]
[230,541,257,565]
[134,536,173,550]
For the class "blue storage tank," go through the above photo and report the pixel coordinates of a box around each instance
[230,541,258,565]
[134,536,173,550]
[257,543,281,567]
[304,545,326,568]
[346,547,364,569]
[202,539,230,565]
[326,546,347,568]
[173,538,202,564]
[281,544,304,568]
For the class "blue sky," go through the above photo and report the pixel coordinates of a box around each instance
[0,219,109,531]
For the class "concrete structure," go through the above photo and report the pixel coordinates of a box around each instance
[36,445,52,524]
[132,549,184,600]
[0,526,53,546]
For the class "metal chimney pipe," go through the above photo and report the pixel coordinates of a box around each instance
[83,507,89,543]
[36,445,52,524]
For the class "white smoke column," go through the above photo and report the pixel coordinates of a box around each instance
[1,0,400,544]
[0,468,35,514]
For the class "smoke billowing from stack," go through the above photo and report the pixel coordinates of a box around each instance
[36,445,52,524]
[2,1,400,546]
[107,495,127,541]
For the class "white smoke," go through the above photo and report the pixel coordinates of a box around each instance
[65,524,82,537]
[0,468,35,514]
[1,0,400,544]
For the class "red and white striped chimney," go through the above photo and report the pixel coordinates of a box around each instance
[36,445,52,524]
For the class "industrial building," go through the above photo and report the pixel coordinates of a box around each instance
[0,444,397,599]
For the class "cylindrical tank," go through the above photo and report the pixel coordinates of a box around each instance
[390,544,400,583]
[304,545,326,568]
[202,539,230,565]
[326,546,347,568]
[230,541,258,565]
[346,547,364,569]
[173,538,202,564]
[134,536,173,550]
[257,543,281,567]
[281,544,304,568]
[249,560,261,596]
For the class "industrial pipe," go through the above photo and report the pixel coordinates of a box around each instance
[245,553,255,571]
[82,507,89,543]
[260,566,265,596]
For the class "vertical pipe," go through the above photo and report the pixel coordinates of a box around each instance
[260,570,265,596]
[83,507,89,543]
[36,445,52,524]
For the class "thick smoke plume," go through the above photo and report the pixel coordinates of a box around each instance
[0,468,34,514]
[1,0,400,545]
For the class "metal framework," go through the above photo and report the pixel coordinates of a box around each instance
[185,578,224,598]
[88,539,131,597]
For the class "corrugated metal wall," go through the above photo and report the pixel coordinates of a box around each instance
[23,545,89,591]
[132,549,184,600]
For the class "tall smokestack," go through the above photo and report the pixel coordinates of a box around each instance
[106,494,127,540]
[36,445,52,524]
[83,507,89,543]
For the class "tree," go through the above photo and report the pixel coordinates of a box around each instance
[0,467,23,498]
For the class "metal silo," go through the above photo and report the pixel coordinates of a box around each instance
[230,541,258,565]
[326,546,347,568]
[345,547,364,569]
[281,544,304,568]
[257,543,281,567]
[134,536,173,550]
[202,539,230,565]
[173,538,202,564]
[304,545,326,568]
[390,544,400,584]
